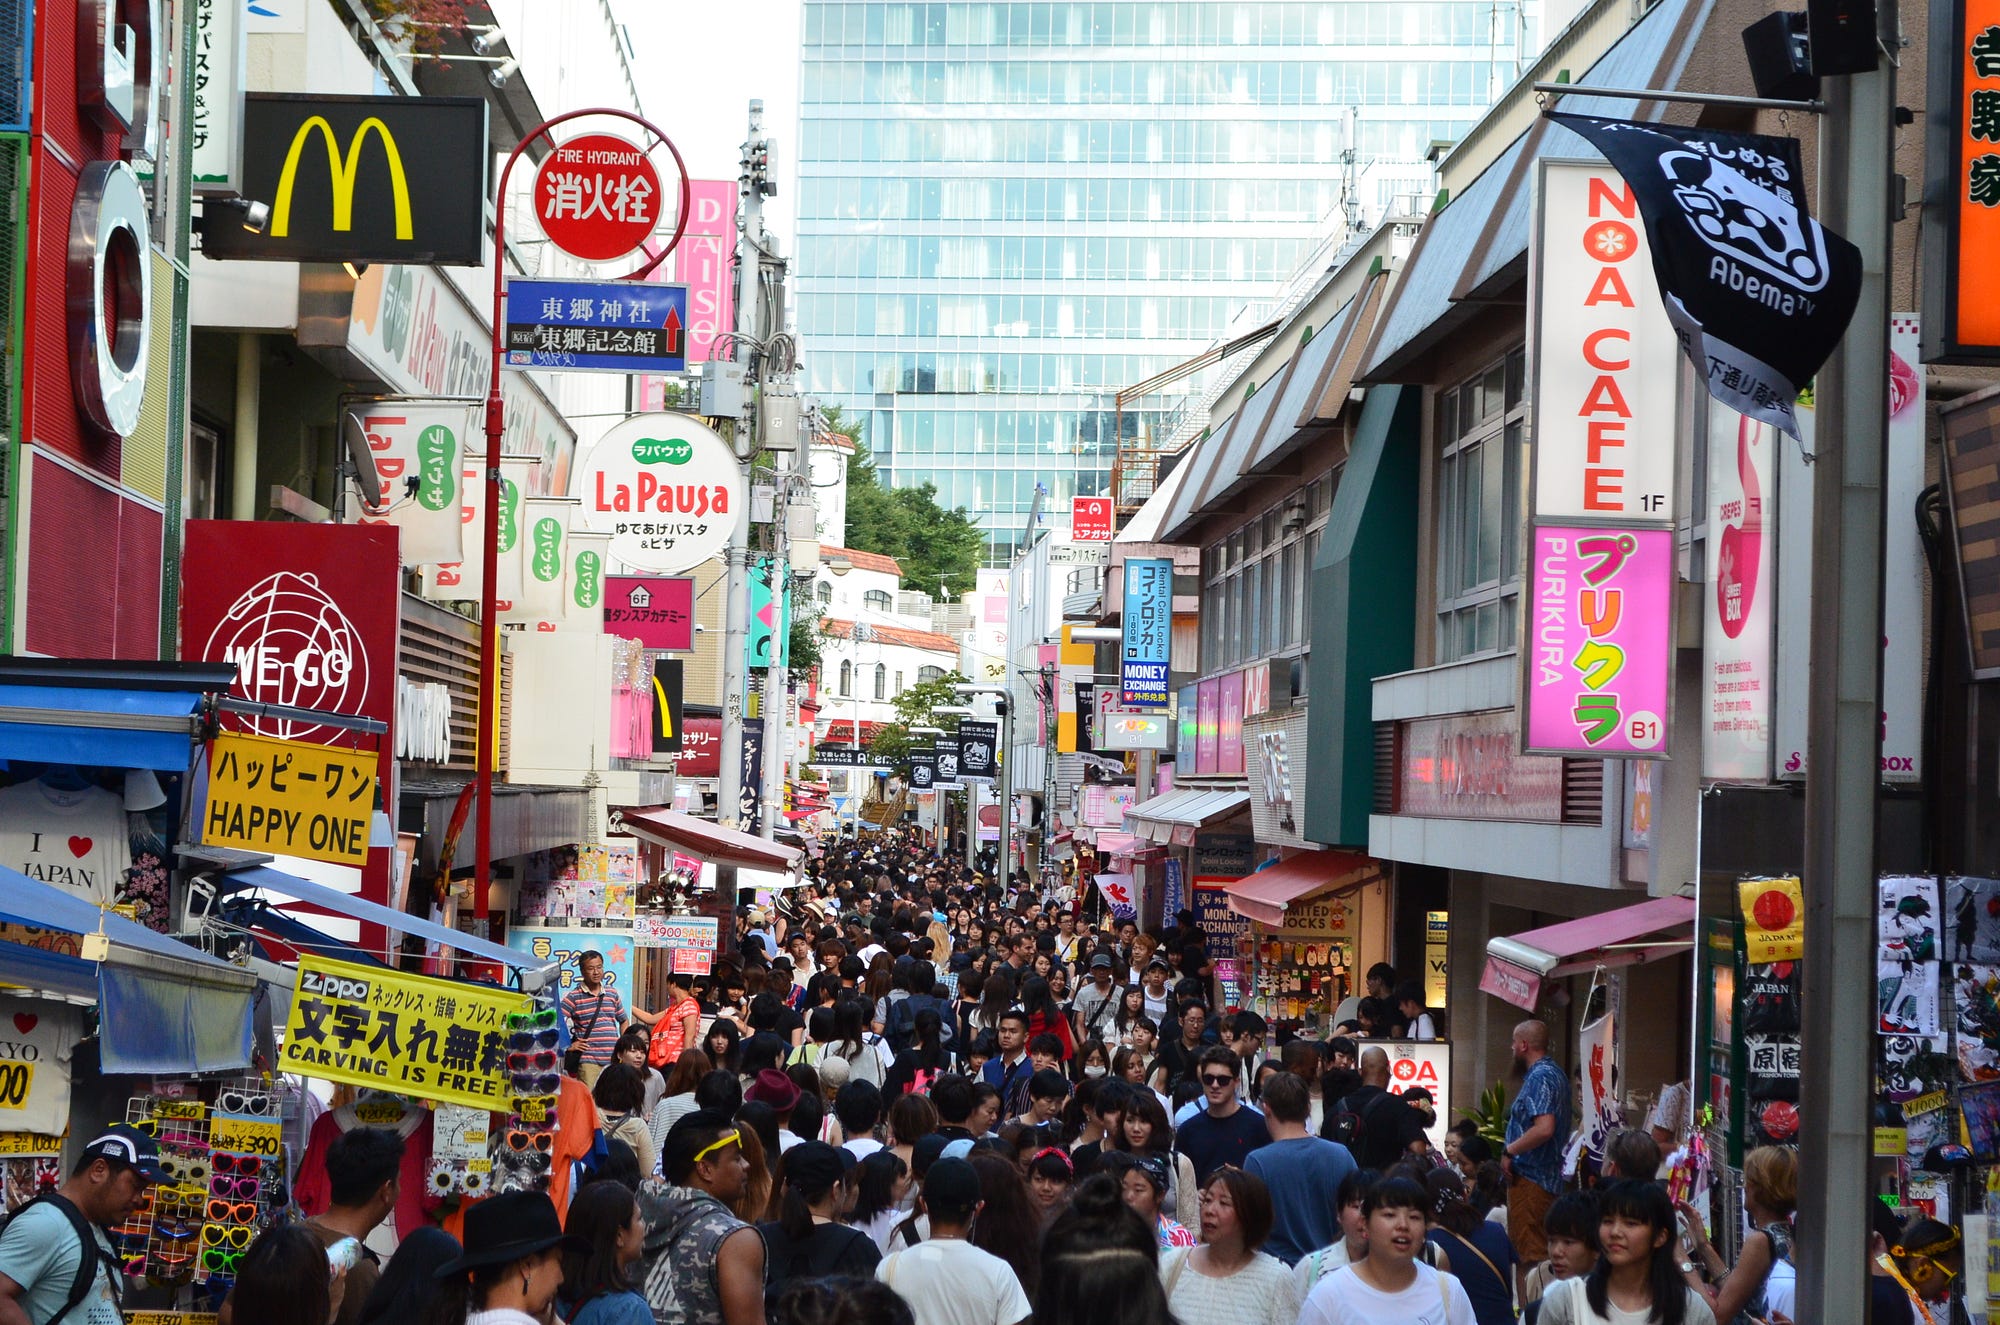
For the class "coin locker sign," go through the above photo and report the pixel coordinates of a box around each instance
[281,956,530,1109]
[204,732,378,866]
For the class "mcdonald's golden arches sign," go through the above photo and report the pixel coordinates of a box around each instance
[204,94,488,266]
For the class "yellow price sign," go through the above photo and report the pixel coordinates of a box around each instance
[0,1062,32,1111]
[514,1096,552,1124]
[0,1130,62,1156]
[209,1112,283,1159]
[150,1100,206,1121]
[1873,1126,1908,1157]
[204,732,378,867]
[128,1314,219,1325]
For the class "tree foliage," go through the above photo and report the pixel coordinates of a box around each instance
[825,408,984,598]
[867,669,969,771]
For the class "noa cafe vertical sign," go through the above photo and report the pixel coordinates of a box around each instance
[575,413,745,574]
[1529,160,1681,523]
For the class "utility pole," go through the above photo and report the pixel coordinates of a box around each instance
[718,100,770,839]
[998,696,1015,893]
[1795,2,1897,1318]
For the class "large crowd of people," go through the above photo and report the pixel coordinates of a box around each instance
[1,829,1957,1325]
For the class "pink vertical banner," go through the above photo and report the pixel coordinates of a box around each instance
[675,180,738,364]
[1196,679,1221,774]
[1217,671,1245,774]
[1522,525,1675,756]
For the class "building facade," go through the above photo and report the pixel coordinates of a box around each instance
[793,0,1541,561]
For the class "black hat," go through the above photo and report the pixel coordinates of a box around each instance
[81,1124,168,1182]
[434,1192,584,1277]
[922,1156,983,1209]
[783,1140,849,1193]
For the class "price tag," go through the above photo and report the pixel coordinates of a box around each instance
[0,1130,62,1156]
[128,1314,220,1325]
[353,1100,406,1126]
[150,1100,206,1121]
[0,1061,33,1109]
[514,1096,552,1124]
[208,1112,283,1158]
[466,1157,491,1174]
[1874,1126,1908,1157]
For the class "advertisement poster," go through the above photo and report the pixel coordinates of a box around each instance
[280,957,529,1110]
[1529,161,1682,522]
[1194,879,1252,962]
[1119,558,1173,708]
[1522,526,1674,756]
[346,403,476,566]
[1196,679,1221,774]
[1218,671,1246,775]
[1775,316,1925,781]
[604,576,695,650]
[1703,398,1777,781]
[507,928,636,1005]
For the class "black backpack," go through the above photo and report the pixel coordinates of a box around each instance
[885,994,951,1056]
[0,1192,107,1325]
[1325,1089,1387,1153]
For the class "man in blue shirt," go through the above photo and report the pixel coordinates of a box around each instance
[1173,1046,1271,1183]
[1244,1071,1357,1264]
[1502,1019,1570,1293]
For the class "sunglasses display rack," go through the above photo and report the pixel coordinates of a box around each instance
[119,1083,292,1298]
[491,1005,561,1195]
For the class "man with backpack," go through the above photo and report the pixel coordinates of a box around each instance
[0,1123,166,1325]
[882,961,953,1056]
[1322,1047,1432,1172]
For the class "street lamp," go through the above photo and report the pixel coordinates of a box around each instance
[951,685,1015,893]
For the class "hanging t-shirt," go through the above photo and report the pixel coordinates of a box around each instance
[0,999,81,1135]
[0,781,130,907]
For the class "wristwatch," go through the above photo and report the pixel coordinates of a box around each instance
[1679,1259,1697,1276]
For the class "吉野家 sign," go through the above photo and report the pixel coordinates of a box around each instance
[1922,0,2000,362]
[1521,525,1675,757]
[200,94,489,265]
[1530,161,1680,522]
[503,278,688,375]
[575,414,744,574]
[1120,558,1173,709]
[534,132,663,263]
[203,732,379,867]
[280,956,531,1111]
[604,576,695,651]
[1072,496,1114,541]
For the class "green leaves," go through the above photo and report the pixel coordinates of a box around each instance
[829,408,983,598]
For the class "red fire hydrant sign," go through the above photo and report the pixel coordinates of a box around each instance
[535,133,661,262]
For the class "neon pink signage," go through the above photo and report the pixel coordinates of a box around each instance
[1523,526,1674,756]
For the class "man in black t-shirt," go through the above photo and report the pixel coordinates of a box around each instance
[1323,1046,1431,1171]
[1155,1001,1208,1089]
[1174,1046,1271,1182]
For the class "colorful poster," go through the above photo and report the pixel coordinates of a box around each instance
[603,576,695,650]
[1094,872,1137,920]
[1739,877,1803,963]
[1119,558,1173,708]
[1703,400,1777,780]
[1196,679,1221,774]
[1577,1007,1620,1161]
[1881,876,1942,960]
[1217,671,1245,775]
[630,914,719,951]
[507,928,636,1008]
[346,403,476,566]
[279,957,530,1110]
[1880,955,1942,1036]
[1521,525,1675,756]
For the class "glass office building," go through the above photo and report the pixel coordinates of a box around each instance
[796,1,1536,560]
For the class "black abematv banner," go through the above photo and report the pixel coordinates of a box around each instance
[652,659,684,751]
[205,94,489,265]
[909,751,936,789]
[958,720,999,782]
[1547,112,1860,439]
[933,734,962,788]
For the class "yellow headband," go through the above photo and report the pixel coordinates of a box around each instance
[691,1130,742,1164]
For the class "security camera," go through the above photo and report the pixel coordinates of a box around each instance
[693,624,708,635]
[469,27,504,55]
[240,200,270,234]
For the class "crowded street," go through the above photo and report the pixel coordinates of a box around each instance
[0,0,1993,1322]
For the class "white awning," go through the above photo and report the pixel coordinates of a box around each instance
[1124,787,1251,843]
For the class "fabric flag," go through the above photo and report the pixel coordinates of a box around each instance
[347,403,476,566]
[558,531,610,633]
[1547,112,1861,439]
[502,497,578,623]
[1094,871,1138,921]
[422,456,540,602]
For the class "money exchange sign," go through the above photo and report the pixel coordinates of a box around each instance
[280,957,530,1110]
[1120,558,1173,708]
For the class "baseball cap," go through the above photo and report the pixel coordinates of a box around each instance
[923,1157,984,1209]
[1088,953,1113,971]
[782,1141,850,1193]
[82,1123,168,1182]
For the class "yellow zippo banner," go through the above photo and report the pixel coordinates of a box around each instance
[204,732,378,866]
[280,957,530,1110]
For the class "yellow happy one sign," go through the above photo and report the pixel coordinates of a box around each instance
[205,732,377,866]
[280,956,530,1111]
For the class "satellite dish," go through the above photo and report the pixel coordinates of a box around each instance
[341,411,385,509]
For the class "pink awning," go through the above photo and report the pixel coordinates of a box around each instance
[619,807,800,871]
[1224,850,1377,927]
[1479,896,1695,1011]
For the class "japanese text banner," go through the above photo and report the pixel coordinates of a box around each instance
[1521,525,1675,757]
[280,956,530,1110]
[204,732,378,866]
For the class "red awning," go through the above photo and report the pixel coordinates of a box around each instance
[1479,896,1695,1012]
[619,807,801,871]
[1225,850,1378,927]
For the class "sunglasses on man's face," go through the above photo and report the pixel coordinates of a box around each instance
[1201,1074,1236,1087]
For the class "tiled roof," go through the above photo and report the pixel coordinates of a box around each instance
[821,547,902,576]
[822,618,960,655]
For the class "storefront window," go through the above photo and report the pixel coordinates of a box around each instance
[1435,346,1528,663]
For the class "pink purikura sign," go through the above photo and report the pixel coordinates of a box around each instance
[1522,525,1674,757]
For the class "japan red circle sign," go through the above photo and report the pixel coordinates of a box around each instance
[535,133,662,262]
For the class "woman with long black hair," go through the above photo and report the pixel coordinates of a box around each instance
[557,1181,651,1325]
[1020,976,1075,1060]
[757,1141,881,1288]
[884,1008,951,1099]
[848,1149,911,1254]
[966,1148,1045,1298]
[704,1019,743,1076]
[829,996,887,1087]
[1533,1181,1715,1325]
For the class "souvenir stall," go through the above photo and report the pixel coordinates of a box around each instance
[1222,851,1387,1040]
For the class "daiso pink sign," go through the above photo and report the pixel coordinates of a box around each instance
[675,180,738,364]
[1522,525,1674,757]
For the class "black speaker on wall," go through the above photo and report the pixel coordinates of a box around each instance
[1807,0,1881,75]
[1742,10,1820,101]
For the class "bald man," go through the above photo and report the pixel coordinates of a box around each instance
[1320,1046,1429,1171]
[1501,1020,1569,1288]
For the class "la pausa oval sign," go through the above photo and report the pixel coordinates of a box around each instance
[575,414,743,574]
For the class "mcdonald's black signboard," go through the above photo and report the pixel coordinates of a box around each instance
[204,94,489,265]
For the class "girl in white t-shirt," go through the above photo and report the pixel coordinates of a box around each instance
[1298,1176,1477,1325]
[1533,1181,1717,1325]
